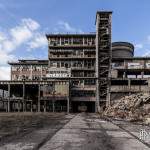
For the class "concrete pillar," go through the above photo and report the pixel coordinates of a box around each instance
[6,102,8,112]
[11,66,12,81]
[31,101,33,112]
[67,97,70,113]
[38,84,41,112]
[44,101,46,112]
[52,100,55,113]
[141,71,144,79]
[128,79,131,95]
[18,99,20,112]
[52,83,55,113]
[96,79,100,113]
[2,90,4,98]
[83,59,85,69]
[124,60,126,69]
[139,79,142,91]
[128,79,131,88]
[13,101,14,112]
[30,65,33,80]
[83,37,85,45]
[60,37,61,45]
[123,72,126,79]
[12,100,15,112]
[8,84,10,112]
[106,92,111,107]
[40,65,42,80]
[83,79,85,88]
[14,102,16,112]
[2,90,4,112]
[23,83,25,112]
[2,101,4,112]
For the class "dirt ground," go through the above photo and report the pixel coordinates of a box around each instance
[0,113,150,150]
[0,112,74,149]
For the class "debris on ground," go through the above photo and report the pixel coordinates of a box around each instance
[104,93,150,124]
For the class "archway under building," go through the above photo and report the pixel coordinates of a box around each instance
[71,101,95,113]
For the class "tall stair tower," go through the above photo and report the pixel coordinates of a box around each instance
[96,11,112,112]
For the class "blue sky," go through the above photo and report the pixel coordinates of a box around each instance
[0,0,150,79]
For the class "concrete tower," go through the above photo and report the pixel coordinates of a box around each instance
[96,11,112,112]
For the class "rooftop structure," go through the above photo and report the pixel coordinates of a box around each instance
[112,42,134,58]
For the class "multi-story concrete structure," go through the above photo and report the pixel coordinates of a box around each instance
[0,11,150,113]
[46,34,96,112]
[111,42,150,101]
[9,60,48,81]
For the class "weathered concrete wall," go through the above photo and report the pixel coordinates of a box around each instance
[42,83,69,97]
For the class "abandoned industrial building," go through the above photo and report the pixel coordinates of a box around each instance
[0,11,150,113]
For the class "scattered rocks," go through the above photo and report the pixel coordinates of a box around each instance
[104,93,150,124]
[145,118,150,125]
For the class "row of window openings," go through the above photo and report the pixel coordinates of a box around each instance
[49,49,95,53]
[118,74,150,79]
[71,91,96,97]
[49,50,95,54]
[72,80,96,86]
[12,66,47,71]
[48,38,95,46]
[112,63,150,69]
[50,62,95,68]
[47,71,69,74]
[13,75,43,80]
[72,72,95,77]
[49,54,95,58]
[46,72,95,77]
[12,74,95,80]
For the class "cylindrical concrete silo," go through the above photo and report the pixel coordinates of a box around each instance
[112,42,134,58]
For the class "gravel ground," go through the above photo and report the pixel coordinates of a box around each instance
[0,113,149,150]
[0,112,74,150]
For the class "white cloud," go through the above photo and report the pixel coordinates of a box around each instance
[147,35,150,42]
[0,32,7,41]
[142,50,150,57]
[28,33,47,50]
[10,26,32,46]
[0,19,83,80]
[0,51,16,65]
[22,18,40,31]
[135,44,143,49]
[54,21,83,33]
[0,66,10,80]
[0,18,41,53]
[0,18,46,79]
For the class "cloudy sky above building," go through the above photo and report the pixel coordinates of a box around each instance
[0,0,150,79]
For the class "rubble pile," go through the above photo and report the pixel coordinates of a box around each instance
[104,93,150,123]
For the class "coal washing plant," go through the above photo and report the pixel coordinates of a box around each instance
[0,11,149,113]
